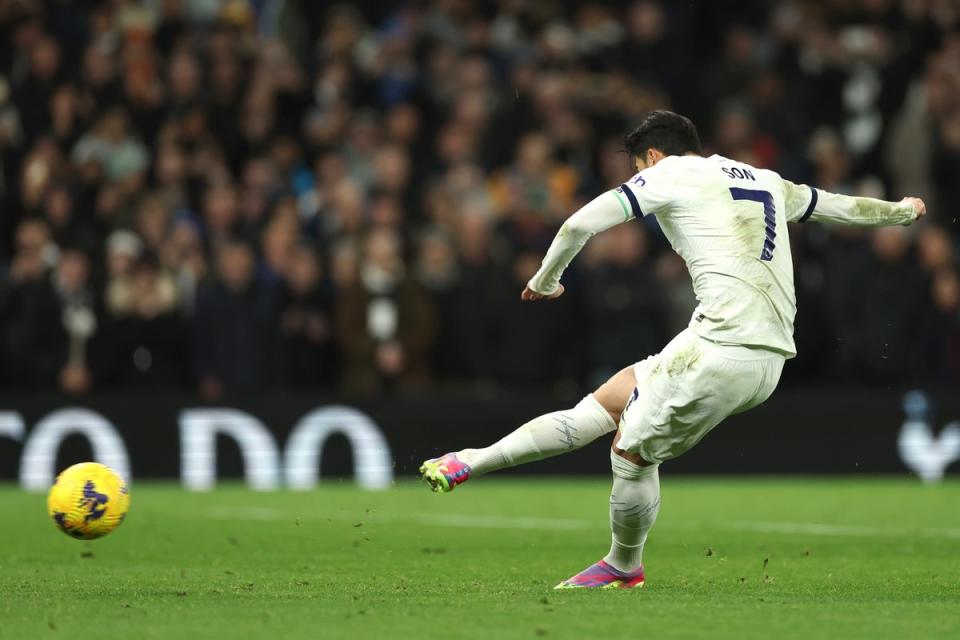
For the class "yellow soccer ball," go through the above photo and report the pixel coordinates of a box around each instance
[47,462,130,540]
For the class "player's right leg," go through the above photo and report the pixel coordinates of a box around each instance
[419,366,636,493]
[554,446,656,589]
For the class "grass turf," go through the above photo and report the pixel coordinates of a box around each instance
[1,477,958,640]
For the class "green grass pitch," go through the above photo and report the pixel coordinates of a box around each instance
[1,477,959,639]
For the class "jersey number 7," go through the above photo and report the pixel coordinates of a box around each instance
[729,188,776,261]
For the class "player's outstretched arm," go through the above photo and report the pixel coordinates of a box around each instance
[523,190,632,301]
[784,180,926,226]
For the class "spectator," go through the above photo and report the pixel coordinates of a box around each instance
[14,33,61,144]
[581,223,668,387]
[41,183,78,247]
[260,205,298,282]
[52,244,98,395]
[439,209,504,381]
[161,217,207,315]
[337,227,436,393]
[201,183,240,251]
[0,219,63,387]
[102,252,188,387]
[280,244,336,386]
[134,195,172,256]
[71,107,149,188]
[194,241,281,399]
[486,249,581,390]
[925,268,960,384]
[414,227,465,379]
[840,226,927,385]
[104,229,142,283]
[916,224,956,274]
[489,132,580,226]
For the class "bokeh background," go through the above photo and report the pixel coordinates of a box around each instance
[0,0,958,401]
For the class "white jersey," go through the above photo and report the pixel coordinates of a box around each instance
[528,153,917,358]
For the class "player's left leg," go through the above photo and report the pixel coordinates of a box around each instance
[419,366,636,492]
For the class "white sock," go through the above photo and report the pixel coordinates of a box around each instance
[603,451,660,573]
[457,394,616,476]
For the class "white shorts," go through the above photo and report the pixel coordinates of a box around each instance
[618,329,785,464]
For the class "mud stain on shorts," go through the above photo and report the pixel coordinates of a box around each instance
[652,343,702,377]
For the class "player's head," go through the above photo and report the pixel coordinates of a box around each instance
[624,110,702,171]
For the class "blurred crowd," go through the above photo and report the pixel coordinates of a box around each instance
[1,0,959,399]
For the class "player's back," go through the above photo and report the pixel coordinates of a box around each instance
[621,154,799,356]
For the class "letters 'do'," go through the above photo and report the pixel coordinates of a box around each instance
[2,406,393,491]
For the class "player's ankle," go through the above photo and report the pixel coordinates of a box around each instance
[603,551,643,574]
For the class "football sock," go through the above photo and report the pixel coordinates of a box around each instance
[457,394,616,476]
[603,450,660,573]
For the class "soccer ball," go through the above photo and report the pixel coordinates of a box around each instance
[47,462,130,540]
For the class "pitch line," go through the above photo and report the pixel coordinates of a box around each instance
[206,506,593,530]
[723,520,960,539]
[205,507,960,539]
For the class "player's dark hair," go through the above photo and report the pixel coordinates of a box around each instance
[624,110,702,159]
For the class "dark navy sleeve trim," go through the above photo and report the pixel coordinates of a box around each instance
[619,183,644,218]
[798,186,818,223]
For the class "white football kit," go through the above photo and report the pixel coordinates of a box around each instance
[528,154,917,463]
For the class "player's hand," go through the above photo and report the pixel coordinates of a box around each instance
[521,284,565,301]
[901,197,926,221]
